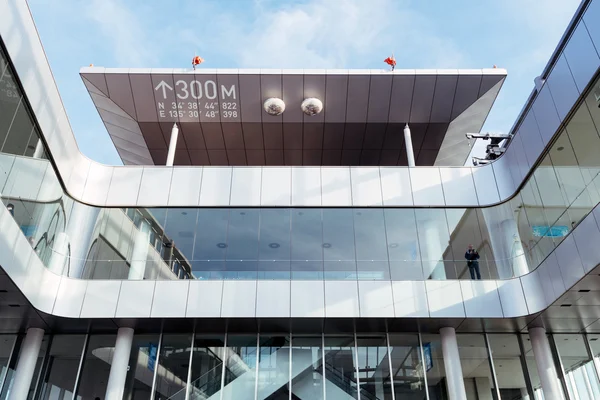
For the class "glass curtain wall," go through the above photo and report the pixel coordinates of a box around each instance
[6,38,600,283]
[2,331,600,399]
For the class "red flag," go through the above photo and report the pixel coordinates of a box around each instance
[192,56,204,68]
[384,55,396,68]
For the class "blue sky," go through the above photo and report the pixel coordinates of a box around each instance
[28,0,581,165]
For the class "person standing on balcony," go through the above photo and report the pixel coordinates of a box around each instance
[465,244,481,280]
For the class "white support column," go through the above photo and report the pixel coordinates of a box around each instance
[404,123,416,167]
[166,123,179,167]
[529,327,563,400]
[65,202,101,279]
[128,219,151,280]
[105,327,135,400]
[32,139,44,159]
[10,328,44,399]
[439,327,467,400]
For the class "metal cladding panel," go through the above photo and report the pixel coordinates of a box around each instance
[323,123,344,149]
[239,75,262,123]
[261,73,283,124]
[202,123,226,149]
[409,75,436,122]
[178,122,205,150]
[81,72,109,97]
[303,74,326,123]
[324,74,348,123]
[150,74,178,123]
[367,75,393,122]
[451,74,483,119]
[363,123,387,150]
[388,74,415,123]
[172,74,201,124]
[546,54,580,120]
[216,73,241,123]
[282,75,304,123]
[342,123,366,149]
[242,122,264,150]
[105,74,137,119]
[129,74,159,122]
[430,75,458,123]
[478,75,504,97]
[303,123,324,150]
[227,149,247,166]
[222,122,245,150]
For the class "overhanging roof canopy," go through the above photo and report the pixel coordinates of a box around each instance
[80,68,506,167]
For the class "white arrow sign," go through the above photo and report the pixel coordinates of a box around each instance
[154,81,173,99]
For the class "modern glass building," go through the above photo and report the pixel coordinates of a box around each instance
[3,0,600,399]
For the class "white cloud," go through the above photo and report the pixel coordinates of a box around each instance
[85,0,158,67]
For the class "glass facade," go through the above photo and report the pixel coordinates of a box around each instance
[0,329,598,400]
[3,44,600,283]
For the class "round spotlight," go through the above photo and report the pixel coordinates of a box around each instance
[301,98,323,116]
[264,98,286,116]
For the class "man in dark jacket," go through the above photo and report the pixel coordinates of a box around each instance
[465,244,481,280]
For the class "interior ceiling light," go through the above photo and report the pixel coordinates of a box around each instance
[301,98,323,116]
[264,98,285,116]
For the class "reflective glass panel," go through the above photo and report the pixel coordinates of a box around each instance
[384,209,423,280]
[188,335,225,400]
[487,334,529,399]
[291,209,323,280]
[555,334,600,400]
[258,209,291,279]
[290,337,323,400]
[323,336,358,399]
[415,210,452,280]
[457,334,494,400]
[225,210,259,279]
[354,209,390,280]
[39,335,85,400]
[355,336,392,399]
[76,335,116,400]
[153,334,193,399]
[323,209,356,279]
[122,334,160,400]
[256,335,290,400]
[388,334,427,399]
[221,335,257,400]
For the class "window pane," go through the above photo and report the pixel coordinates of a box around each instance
[76,335,116,399]
[420,334,448,400]
[259,209,291,280]
[0,48,22,150]
[192,210,229,279]
[221,335,257,400]
[291,209,323,280]
[487,334,528,399]
[415,210,452,280]
[2,101,34,156]
[256,335,290,400]
[189,335,225,400]
[354,210,389,280]
[555,334,600,400]
[225,209,259,279]
[356,336,392,399]
[163,209,198,264]
[388,334,427,399]
[323,336,358,399]
[154,334,193,399]
[39,335,85,400]
[123,334,161,399]
[323,209,356,279]
[457,334,494,400]
[290,337,323,399]
[385,209,423,280]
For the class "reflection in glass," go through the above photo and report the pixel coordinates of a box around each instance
[188,335,226,400]
[385,209,423,280]
[456,334,494,400]
[39,335,85,399]
[323,336,358,399]
[153,334,192,400]
[226,210,259,279]
[420,334,448,400]
[193,209,229,279]
[122,334,161,399]
[256,335,290,400]
[323,209,356,279]
[355,336,392,399]
[291,209,323,280]
[354,210,390,280]
[290,337,323,400]
[555,334,600,400]
[388,334,427,399]
[259,209,291,279]
[487,334,529,399]
[76,335,116,400]
[415,210,452,280]
[221,335,257,400]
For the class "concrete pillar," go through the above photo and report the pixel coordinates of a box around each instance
[529,328,563,400]
[440,327,467,400]
[404,124,416,167]
[424,220,446,280]
[483,207,529,279]
[105,327,135,400]
[166,123,179,167]
[32,139,44,159]
[128,219,151,280]
[10,328,44,400]
[65,202,100,278]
